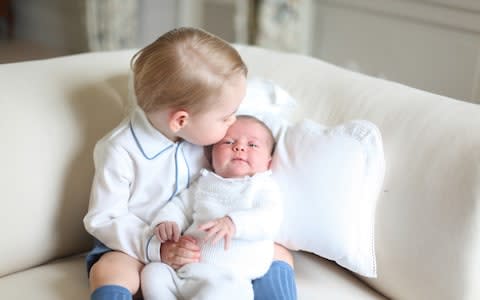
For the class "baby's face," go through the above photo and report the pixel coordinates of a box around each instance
[211,118,273,178]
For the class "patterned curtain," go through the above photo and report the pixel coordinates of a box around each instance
[254,0,303,52]
[85,0,139,51]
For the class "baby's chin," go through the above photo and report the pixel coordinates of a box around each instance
[216,163,272,178]
[216,166,253,178]
[219,171,252,178]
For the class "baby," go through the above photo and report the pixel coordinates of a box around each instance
[141,115,282,300]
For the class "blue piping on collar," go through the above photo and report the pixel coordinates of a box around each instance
[181,144,191,188]
[129,121,191,202]
[129,121,173,160]
[167,142,183,201]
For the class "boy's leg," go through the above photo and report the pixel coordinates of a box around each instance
[252,260,298,300]
[91,285,131,300]
[89,251,143,300]
[141,262,178,300]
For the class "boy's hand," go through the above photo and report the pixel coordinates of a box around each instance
[198,216,236,250]
[161,235,200,270]
[155,221,180,242]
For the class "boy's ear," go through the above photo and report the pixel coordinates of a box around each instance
[169,110,190,132]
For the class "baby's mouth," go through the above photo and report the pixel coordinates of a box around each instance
[232,157,248,164]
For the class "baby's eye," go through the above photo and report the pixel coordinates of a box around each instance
[248,143,258,148]
[223,140,234,145]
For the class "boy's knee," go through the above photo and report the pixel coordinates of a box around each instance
[273,243,294,268]
[89,251,142,294]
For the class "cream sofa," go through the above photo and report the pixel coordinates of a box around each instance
[1,45,479,300]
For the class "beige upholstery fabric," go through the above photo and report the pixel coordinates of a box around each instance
[0,253,384,300]
[294,252,386,299]
[0,52,132,277]
[0,257,89,299]
[1,46,479,299]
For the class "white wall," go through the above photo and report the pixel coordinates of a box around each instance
[13,0,88,53]
[307,0,480,103]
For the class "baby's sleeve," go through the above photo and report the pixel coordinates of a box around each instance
[228,177,283,240]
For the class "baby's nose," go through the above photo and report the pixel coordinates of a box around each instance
[233,144,245,151]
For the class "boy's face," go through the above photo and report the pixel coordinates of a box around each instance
[211,118,273,178]
[180,73,246,146]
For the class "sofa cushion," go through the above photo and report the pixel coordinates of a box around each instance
[0,256,89,300]
[0,253,385,300]
[273,119,384,278]
[294,252,386,299]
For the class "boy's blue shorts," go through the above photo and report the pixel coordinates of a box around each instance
[85,239,112,275]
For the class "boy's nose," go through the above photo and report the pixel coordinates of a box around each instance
[227,115,236,126]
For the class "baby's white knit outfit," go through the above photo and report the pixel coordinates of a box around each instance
[141,169,282,300]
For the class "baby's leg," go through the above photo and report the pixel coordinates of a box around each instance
[179,263,253,300]
[89,251,143,299]
[141,262,179,300]
[187,277,253,300]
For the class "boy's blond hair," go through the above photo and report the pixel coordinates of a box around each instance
[131,27,248,114]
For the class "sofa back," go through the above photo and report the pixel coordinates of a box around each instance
[0,50,135,277]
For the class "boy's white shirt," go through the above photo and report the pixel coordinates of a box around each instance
[152,168,283,279]
[83,106,208,263]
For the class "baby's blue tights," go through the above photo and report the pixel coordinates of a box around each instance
[252,260,298,300]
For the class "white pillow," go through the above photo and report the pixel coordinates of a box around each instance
[272,119,385,278]
[237,77,296,137]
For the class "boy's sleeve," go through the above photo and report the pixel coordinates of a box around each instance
[150,183,197,233]
[83,141,161,263]
[228,177,283,241]
[144,185,196,261]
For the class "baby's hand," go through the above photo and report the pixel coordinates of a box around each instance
[198,216,236,250]
[155,221,180,242]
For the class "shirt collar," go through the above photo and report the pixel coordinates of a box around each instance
[130,106,175,159]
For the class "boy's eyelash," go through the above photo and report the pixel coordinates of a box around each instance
[223,115,234,122]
